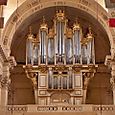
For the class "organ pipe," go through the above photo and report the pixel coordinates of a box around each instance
[26,11,95,66]
[73,20,82,64]
[39,17,48,64]
[86,26,94,64]
[26,27,34,65]
[32,34,40,65]
[48,29,55,64]
[54,10,67,64]
[66,28,73,64]
[82,43,87,64]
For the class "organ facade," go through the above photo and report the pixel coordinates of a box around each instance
[24,10,97,105]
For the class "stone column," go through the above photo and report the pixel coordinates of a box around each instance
[110,77,115,104]
[0,75,2,105]
[1,63,11,106]
[105,55,115,104]
[0,47,16,106]
[1,77,10,106]
[110,63,115,104]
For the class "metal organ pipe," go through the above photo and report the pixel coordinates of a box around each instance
[87,41,92,64]
[66,28,73,64]
[81,43,87,64]
[48,28,55,65]
[32,35,40,65]
[86,26,94,64]
[26,12,95,66]
[39,18,48,64]
[40,31,47,64]
[26,27,34,65]
[92,38,95,64]
[55,21,65,64]
[27,38,33,65]
[33,43,39,65]
[65,38,73,64]
[48,38,54,64]
[55,10,66,64]
[73,22,82,64]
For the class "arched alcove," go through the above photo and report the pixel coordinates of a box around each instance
[8,6,112,105]
[3,0,112,105]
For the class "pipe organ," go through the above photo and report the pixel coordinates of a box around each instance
[24,10,97,105]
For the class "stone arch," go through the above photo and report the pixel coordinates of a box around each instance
[1,0,113,57]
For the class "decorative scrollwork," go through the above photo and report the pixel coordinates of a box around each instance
[72,65,82,72]
[38,65,48,73]
[0,76,11,88]
[110,77,115,89]
[52,65,69,72]
[0,75,2,82]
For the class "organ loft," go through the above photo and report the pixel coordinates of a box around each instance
[23,10,98,105]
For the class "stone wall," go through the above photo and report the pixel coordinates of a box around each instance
[8,65,35,105]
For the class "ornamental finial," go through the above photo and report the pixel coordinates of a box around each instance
[86,25,93,41]
[73,18,80,31]
[29,26,32,34]
[88,25,92,34]
[40,16,48,31]
[55,10,65,21]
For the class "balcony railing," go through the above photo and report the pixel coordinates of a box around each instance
[2,105,115,114]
